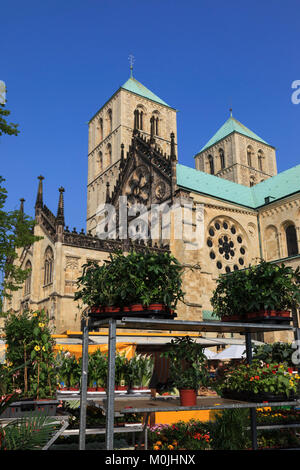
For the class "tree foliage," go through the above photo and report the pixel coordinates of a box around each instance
[0,102,19,137]
[0,177,41,310]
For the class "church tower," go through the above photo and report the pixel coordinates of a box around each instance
[194,112,277,187]
[86,73,177,234]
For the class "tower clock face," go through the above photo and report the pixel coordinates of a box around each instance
[125,165,150,205]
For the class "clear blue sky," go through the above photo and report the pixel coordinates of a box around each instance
[1,0,299,231]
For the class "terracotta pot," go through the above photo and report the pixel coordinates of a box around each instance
[179,389,197,406]
[130,304,144,312]
[68,387,79,391]
[221,315,241,322]
[91,306,102,314]
[97,387,105,392]
[116,385,128,391]
[88,387,97,392]
[122,306,131,312]
[148,303,165,311]
[279,311,290,317]
[104,306,120,313]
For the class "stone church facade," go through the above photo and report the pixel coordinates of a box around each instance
[4,74,300,342]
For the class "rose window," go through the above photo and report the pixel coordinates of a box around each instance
[207,219,247,273]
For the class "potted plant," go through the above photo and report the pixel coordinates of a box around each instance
[216,360,300,402]
[211,261,300,323]
[75,251,185,318]
[57,351,80,391]
[91,350,107,391]
[127,354,154,392]
[114,353,129,391]
[162,337,209,406]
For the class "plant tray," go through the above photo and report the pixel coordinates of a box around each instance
[1,399,59,418]
[246,316,292,325]
[88,308,177,322]
[221,389,299,403]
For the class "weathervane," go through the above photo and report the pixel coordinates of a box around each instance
[128,54,135,77]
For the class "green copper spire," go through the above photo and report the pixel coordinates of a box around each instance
[196,114,269,154]
[121,76,171,108]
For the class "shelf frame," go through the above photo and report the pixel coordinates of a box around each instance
[78,315,298,451]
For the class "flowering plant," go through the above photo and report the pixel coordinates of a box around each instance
[149,420,211,450]
[217,360,300,398]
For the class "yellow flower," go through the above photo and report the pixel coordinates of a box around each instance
[156,441,162,446]
[32,313,38,317]
[39,322,45,328]
[153,445,160,450]
[34,345,41,351]
[42,346,46,352]
[168,445,174,450]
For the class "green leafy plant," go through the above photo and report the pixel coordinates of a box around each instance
[206,408,250,450]
[162,336,209,391]
[75,250,186,310]
[4,310,57,399]
[88,350,108,388]
[0,413,60,450]
[57,351,81,389]
[115,353,129,387]
[253,342,296,367]
[127,354,154,389]
[211,260,300,319]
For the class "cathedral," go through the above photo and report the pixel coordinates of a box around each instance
[4,72,300,342]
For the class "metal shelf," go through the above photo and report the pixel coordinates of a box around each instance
[90,316,295,334]
[78,315,299,451]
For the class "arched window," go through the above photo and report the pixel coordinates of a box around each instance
[286,224,298,256]
[24,260,32,295]
[219,148,225,170]
[107,109,112,135]
[150,111,160,136]
[44,246,54,285]
[134,108,144,130]
[208,155,214,175]
[258,149,264,171]
[99,118,103,142]
[97,151,103,172]
[247,146,253,167]
[106,143,112,166]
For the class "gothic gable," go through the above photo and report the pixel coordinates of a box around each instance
[108,130,173,210]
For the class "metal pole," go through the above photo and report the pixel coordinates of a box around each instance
[105,318,117,450]
[79,318,89,450]
[245,331,258,450]
[295,327,300,374]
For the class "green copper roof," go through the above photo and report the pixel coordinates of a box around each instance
[121,76,170,107]
[197,116,269,154]
[176,163,300,209]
